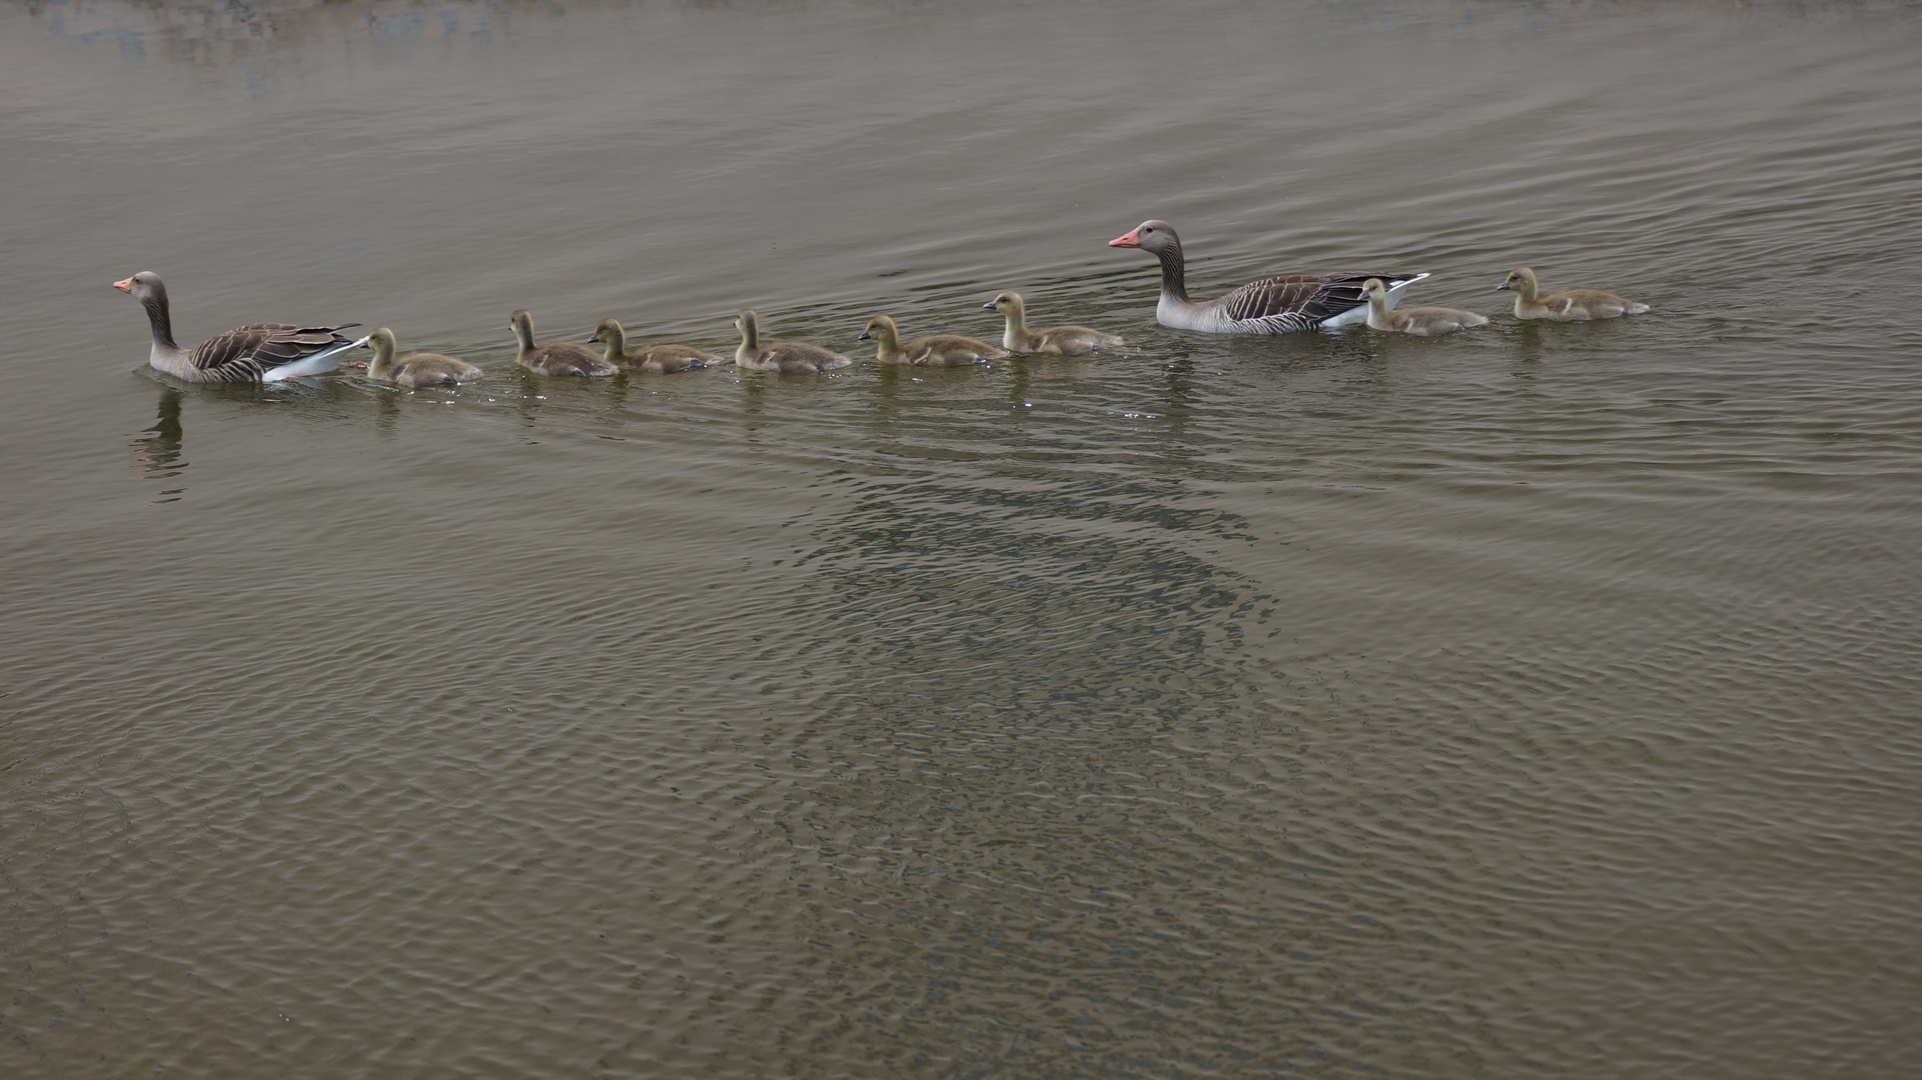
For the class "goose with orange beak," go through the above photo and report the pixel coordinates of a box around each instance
[113,271,364,382]
[1108,220,1425,335]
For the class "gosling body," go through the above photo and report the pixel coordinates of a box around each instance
[1497,267,1648,321]
[732,310,853,373]
[983,292,1122,355]
[511,309,617,376]
[859,315,1007,366]
[589,318,720,373]
[364,328,482,387]
[1360,279,1488,337]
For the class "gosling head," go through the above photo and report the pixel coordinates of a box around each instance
[365,327,399,361]
[589,317,623,345]
[1361,278,1389,302]
[983,291,1024,314]
[1497,267,1538,294]
[858,315,899,344]
[509,309,536,348]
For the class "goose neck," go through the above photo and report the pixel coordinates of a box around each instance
[142,284,179,351]
[1155,241,1190,304]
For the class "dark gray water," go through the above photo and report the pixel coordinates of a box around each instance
[5,1,1922,1077]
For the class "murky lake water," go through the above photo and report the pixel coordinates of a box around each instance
[5,1,1922,1076]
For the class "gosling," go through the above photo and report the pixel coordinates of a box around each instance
[1360,279,1489,337]
[983,291,1122,355]
[1497,267,1648,321]
[589,318,721,373]
[511,309,617,376]
[732,309,853,373]
[363,328,482,387]
[859,315,1008,366]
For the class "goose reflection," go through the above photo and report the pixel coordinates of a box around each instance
[131,386,187,501]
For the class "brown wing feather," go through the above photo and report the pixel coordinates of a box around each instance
[186,323,361,381]
[1217,275,1341,322]
[1219,273,1422,330]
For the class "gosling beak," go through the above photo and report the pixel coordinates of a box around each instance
[857,330,872,341]
[112,277,135,293]
[1495,282,1511,291]
[981,300,997,310]
[1107,228,1141,248]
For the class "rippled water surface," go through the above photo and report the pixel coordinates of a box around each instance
[5,1,1922,1076]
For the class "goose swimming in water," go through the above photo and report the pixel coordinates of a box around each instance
[112,271,365,382]
[1107,220,1426,334]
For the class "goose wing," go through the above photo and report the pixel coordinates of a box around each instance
[186,322,362,380]
[1217,273,1423,332]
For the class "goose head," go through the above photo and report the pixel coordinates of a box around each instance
[114,270,178,346]
[858,315,900,346]
[1497,267,1539,296]
[112,270,165,301]
[983,291,1025,316]
[1108,220,1179,256]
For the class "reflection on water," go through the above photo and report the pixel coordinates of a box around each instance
[768,470,1290,1069]
[129,385,187,499]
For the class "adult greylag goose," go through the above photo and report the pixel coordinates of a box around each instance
[732,310,852,373]
[1107,220,1427,334]
[858,315,1007,366]
[587,318,720,374]
[1497,267,1649,321]
[363,328,482,387]
[1360,279,1489,337]
[511,309,616,376]
[112,271,365,382]
[982,292,1122,355]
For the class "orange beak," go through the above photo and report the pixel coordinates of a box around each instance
[1107,228,1141,248]
[112,277,135,293]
